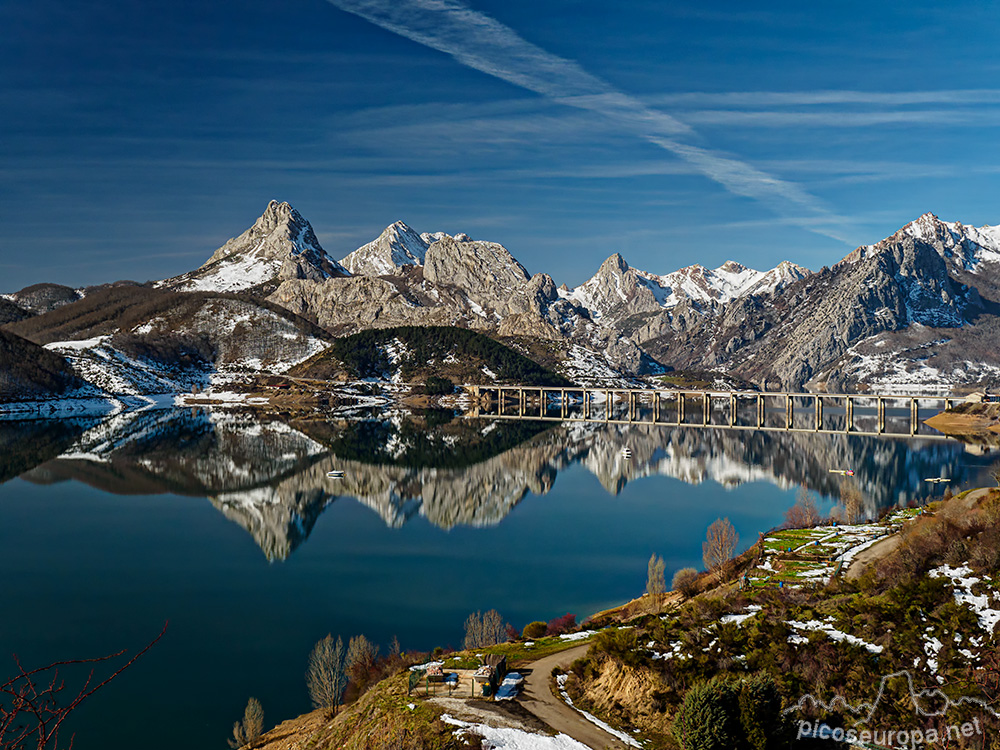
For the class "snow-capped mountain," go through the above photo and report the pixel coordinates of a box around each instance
[637,212,1000,391]
[340,221,430,276]
[560,253,809,325]
[159,200,349,294]
[7,201,1000,400]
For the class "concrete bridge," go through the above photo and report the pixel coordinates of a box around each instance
[469,385,958,438]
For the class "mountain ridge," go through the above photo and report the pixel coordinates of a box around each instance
[5,202,1000,400]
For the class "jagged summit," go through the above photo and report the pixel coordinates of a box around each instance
[340,220,430,276]
[158,200,348,294]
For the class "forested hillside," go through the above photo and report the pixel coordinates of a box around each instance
[291,325,574,386]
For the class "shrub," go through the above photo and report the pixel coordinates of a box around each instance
[738,673,793,750]
[672,567,700,598]
[673,677,741,750]
[545,613,576,636]
[784,487,822,529]
[523,621,547,639]
[674,674,791,750]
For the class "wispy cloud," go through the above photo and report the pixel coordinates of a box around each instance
[325,0,854,244]
[650,89,1000,107]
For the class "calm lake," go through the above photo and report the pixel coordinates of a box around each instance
[0,405,993,749]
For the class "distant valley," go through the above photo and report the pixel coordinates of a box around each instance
[3,200,1000,410]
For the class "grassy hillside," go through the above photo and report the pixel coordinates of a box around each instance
[291,325,573,386]
[0,329,84,401]
[568,491,1000,748]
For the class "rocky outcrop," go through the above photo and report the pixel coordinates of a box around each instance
[269,274,459,332]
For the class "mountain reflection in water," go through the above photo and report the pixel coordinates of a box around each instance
[6,407,993,561]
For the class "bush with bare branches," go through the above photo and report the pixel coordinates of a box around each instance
[784,487,822,529]
[228,697,263,749]
[463,610,511,649]
[672,567,700,598]
[1,624,166,750]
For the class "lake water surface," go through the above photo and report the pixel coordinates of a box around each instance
[0,406,991,749]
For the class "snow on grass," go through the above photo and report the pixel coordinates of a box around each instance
[720,605,762,626]
[928,564,1000,635]
[559,630,597,642]
[786,618,883,654]
[442,714,591,750]
[554,675,642,748]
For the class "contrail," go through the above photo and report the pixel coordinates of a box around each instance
[327,0,855,244]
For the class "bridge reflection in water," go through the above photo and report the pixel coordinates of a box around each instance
[470,386,957,438]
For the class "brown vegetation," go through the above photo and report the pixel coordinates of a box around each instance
[0,330,83,400]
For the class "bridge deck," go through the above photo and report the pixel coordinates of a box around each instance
[469,385,956,438]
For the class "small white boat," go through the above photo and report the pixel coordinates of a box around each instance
[924,477,950,483]
[828,469,855,476]
[326,470,345,479]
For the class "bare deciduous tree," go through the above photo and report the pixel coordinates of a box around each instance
[784,487,822,529]
[990,461,1000,488]
[306,635,347,717]
[463,609,510,650]
[1,623,166,750]
[345,635,378,684]
[703,517,739,580]
[839,480,865,524]
[228,696,264,749]
[646,553,666,610]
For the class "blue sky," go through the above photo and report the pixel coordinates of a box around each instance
[2,0,1000,291]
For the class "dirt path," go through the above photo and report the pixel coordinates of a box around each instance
[518,643,633,750]
[845,488,994,580]
[844,534,902,580]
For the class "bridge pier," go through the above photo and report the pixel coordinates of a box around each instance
[470,385,950,439]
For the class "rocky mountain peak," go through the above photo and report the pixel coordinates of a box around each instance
[423,235,530,296]
[600,253,630,275]
[159,200,347,293]
[341,220,430,276]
